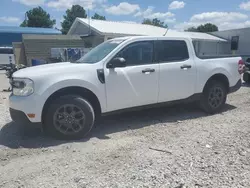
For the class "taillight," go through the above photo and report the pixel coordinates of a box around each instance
[238,59,245,74]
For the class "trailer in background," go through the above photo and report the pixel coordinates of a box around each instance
[0,47,15,68]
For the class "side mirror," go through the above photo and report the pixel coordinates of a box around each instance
[106,57,126,69]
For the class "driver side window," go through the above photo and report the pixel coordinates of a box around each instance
[116,41,153,66]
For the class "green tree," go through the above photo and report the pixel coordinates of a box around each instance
[20,6,55,28]
[142,18,167,28]
[185,27,198,32]
[61,5,87,34]
[185,23,218,32]
[197,23,218,32]
[91,13,106,20]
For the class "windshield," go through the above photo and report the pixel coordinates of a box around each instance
[76,39,125,64]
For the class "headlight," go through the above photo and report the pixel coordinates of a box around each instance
[12,78,34,96]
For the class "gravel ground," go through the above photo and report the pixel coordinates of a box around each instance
[0,74,250,188]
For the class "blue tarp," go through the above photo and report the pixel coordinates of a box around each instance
[0,26,61,46]
[0,26,61,34]
[0,33,23,46]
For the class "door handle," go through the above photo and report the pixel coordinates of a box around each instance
[142,68,155,73]
[180,64,192,69]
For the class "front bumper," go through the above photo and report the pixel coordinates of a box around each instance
[9,94,43,123]
[10,108,31,124]
[229,79,242,93]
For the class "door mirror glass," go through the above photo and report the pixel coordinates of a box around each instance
[107,57,126,68]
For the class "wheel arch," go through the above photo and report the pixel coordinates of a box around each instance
[203,73,230,93]
[41,86,102,124]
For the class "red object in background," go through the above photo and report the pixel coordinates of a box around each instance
[238,59,245,74]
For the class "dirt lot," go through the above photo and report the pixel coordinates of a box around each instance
[0,73,250,188]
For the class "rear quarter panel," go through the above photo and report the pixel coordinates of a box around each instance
[195,56,241,93]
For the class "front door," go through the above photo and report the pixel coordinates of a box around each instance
[105,41,159,112]
[156,39,196,102]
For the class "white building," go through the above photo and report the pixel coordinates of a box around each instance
[68,18,228,57]
[212,27,250,59]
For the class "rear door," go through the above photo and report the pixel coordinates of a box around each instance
[156,39,196,102]
[105,40,160,112]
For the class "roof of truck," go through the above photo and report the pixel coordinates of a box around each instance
[69,18,226,41]
[111,35,227,42]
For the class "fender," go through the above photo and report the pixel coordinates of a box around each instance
[38,78,107,113]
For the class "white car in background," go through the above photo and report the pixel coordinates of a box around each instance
[0,47,15,67]
[9,36,243,139]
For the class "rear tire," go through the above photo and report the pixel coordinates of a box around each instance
[44,95,95,140]
[200,80,227,114]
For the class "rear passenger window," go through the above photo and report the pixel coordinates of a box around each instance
[156,40,189,62]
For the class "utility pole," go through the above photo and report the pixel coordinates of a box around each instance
[24,12,28,25]
[88,9,91,35]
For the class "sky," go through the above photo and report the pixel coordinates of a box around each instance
[0,0,250,31]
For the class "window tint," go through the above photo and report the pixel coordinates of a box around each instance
[156,40,189,62]
[117,41,153,66]
[0,48,13,54]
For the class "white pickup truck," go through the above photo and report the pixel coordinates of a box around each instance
[9,36,243,139]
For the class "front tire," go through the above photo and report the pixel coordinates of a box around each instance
[200,80,227,114]
[44,95,95,140]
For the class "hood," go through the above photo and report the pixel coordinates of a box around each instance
[13,62,94,79]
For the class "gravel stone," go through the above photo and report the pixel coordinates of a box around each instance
[1,73,250,187]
